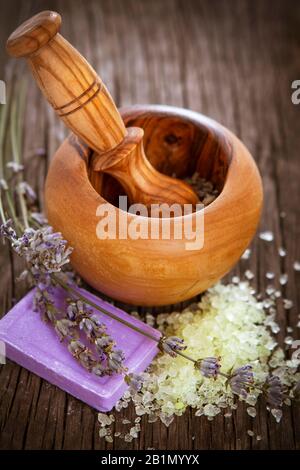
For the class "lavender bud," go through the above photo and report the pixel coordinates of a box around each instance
[68,339,85,356]
[265,375,283,409]
[95,335,113,351]
[125,373,144,392]
[78,349,95,371]
[107,349,125,373]
[158,336,186,357]
[195,357,221,378]
[229,365,254,398]
[55,319,75,340]
[90,314,102,327]
[79,317,94,333]
[31,212,48,225]
[6,161,24,173]
[92,363,105,377]
[18,181,36,203]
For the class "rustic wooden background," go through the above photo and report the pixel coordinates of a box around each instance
[0,0,299,450]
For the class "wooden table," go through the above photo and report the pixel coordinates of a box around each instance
[0,0,299,450]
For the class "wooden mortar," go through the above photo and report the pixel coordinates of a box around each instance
[45,105,263,306]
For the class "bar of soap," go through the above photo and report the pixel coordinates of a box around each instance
[0,287,160,411]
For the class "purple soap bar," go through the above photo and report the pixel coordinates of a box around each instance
[0,287,160,411]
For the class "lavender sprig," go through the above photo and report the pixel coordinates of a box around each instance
[0,80,296,420]
[158,336,186,357]
[264,375,283,409]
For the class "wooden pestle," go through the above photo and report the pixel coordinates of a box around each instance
[6,11,199,209]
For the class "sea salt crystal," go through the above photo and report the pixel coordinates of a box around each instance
[124,434,134,442]
[279,274,288,286]
[271,323,280,334]
[160,414,174,427]
[105,435,113,443]
[284,336,293,345]
[115,401,122,412]
[116,282,294,431]
[246,395,258,407]
[98,413,113,427]
[271,409,282,423]
[266,272,275,280]
[263,299,273,309]
[256,435,262,441]
[245,270,254,280]
[122,418,131,424]
[99,428,108,437]
[247,430,255,437]
[135,406,146,416]
[247,407,257,418]
[241,249,251,260]
[130,426,140,438]
[293,261,300,272]
[286,326,293,333]
[114,432,121,437]
[259,231,274,242]
[142,391,153,405]
[232,276,240,284]
[266,285,275,296]
[278,247,286,257]
[203,404,220,417]
[146,313,155,326]
[283,299,293,310]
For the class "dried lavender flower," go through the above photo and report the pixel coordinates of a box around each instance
[265,375,282,409]
[2,226,73,283]
[158,336,186,357]
[31,212,48,225]
[55,318,76,341]
[195,357,221,378]
[107,349,125,373]
[0,219,16,239]
[18,181,36,203]
[228,365,254,398]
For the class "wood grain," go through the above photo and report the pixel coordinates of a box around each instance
[0,0,299,450]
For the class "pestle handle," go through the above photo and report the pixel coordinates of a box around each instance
[6,11,126,153]
[7,11,200,208]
